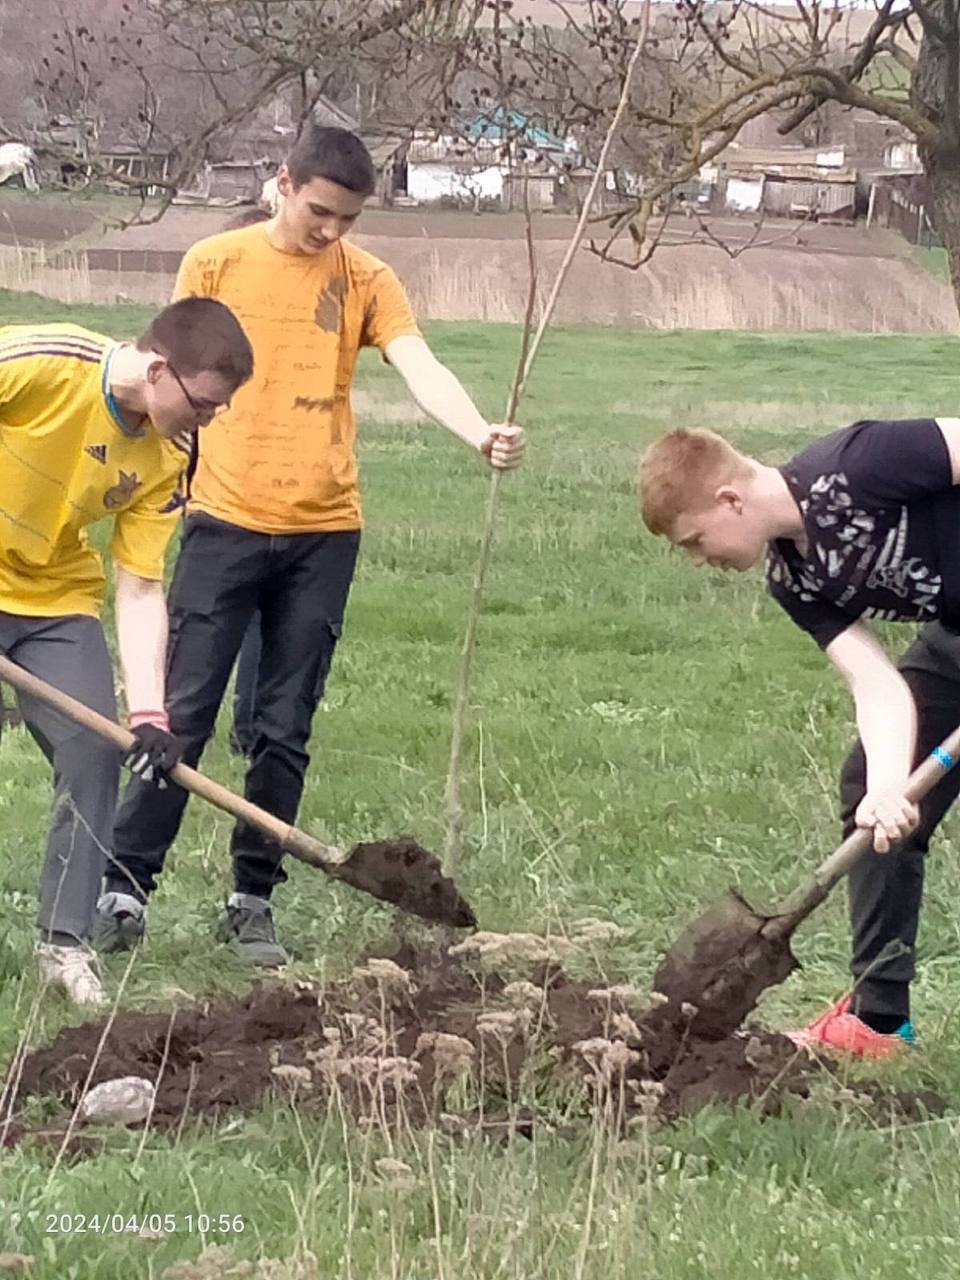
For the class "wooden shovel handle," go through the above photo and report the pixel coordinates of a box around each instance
[0,652,344,872]
[775,722,960,923]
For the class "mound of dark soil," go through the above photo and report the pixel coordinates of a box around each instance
[5,947,943,1152]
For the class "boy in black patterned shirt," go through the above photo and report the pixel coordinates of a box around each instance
[640,417,960,1056]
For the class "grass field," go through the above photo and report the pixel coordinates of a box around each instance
[913,245,951,281]
[2,287,960,1277]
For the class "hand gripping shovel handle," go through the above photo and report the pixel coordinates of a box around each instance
[0,653,346,874]
[774,721,960,926]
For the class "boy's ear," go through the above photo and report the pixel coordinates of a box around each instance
[145,356,167,385]
[715,485,744,514]
[277,164,294,196]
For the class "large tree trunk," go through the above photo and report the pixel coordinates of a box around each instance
[924,147,960,305]
[915,1,960,311]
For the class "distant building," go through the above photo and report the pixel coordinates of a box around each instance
[405,108,594,211]
[177,96,404,206]
[703,144,858,221]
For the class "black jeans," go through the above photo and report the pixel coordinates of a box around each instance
[111,512,360,900]
[841,620,960,1023]
[230,613,262,758]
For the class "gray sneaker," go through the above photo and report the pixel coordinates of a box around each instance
[93,892,146,954]
[217,893,289,967]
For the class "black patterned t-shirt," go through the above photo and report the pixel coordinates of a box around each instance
[766,419,960,649]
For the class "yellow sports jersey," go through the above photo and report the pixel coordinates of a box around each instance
[0,323,187,618]
[175,225,420,534]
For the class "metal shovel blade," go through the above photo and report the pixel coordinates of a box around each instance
[0,654,478,931]
[649,728,960,1041]
[326,837,478,928]
[652,889,800,1039]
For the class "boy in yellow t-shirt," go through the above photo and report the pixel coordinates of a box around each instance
[0,298,253,1005]
[103,124,526,966]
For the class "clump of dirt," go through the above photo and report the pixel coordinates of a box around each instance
[651,889,802,1040]
[7,943,943,1151]
[327,838,477,928]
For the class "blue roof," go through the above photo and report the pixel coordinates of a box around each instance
[465,108,565,151]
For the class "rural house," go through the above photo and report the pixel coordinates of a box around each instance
[405,108,583,211]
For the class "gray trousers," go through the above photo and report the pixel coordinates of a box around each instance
[0,612,119,941]
[840,620,960,1022]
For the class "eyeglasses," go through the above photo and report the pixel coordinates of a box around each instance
[167,363,229,423]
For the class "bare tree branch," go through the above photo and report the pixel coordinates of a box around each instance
[778,0,907,134]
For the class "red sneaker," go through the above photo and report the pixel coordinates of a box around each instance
[786,995,910,1059]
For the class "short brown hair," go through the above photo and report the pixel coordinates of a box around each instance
[136,297,253,390]
[286,123,375,195]
[639,428,753,536]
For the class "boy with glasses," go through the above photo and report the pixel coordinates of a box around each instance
[0,297,253,1003]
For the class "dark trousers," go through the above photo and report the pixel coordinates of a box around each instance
[841,620,960,1022]
[111,512,360,900]
[230,613,261,758]
[0,613,119,939]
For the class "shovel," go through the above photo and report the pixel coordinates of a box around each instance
[652,726,960,1039]
[0,654,476,929]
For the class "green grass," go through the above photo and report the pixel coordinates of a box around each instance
[861,52,911,97]
[3,288,960,1277]
[913,245,950,281]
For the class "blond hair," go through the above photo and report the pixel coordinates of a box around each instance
[639,428,753,536]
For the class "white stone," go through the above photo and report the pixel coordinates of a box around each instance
[79,1077,155,1125]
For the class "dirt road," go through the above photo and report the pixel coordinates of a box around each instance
[0,192,909,261]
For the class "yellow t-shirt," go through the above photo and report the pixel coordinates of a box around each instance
[0,324,187,618]
[175,225,421,534]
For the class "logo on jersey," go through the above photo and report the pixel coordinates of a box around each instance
[103,471,142,509]
[85,444,108,464]
[159,489,188,515]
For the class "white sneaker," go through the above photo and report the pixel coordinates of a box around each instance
[36,943,107,1008]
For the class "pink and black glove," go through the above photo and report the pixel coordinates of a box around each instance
[125,711,183,789]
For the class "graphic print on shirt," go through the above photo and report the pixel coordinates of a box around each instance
[103,470,142,510]
[175,227,420,533]
[770,469,941,625]
[158,485,188,515]
[85,444,108,464]
[315,275,346,333]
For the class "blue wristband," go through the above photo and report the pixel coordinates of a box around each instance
[932,746,955,770]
